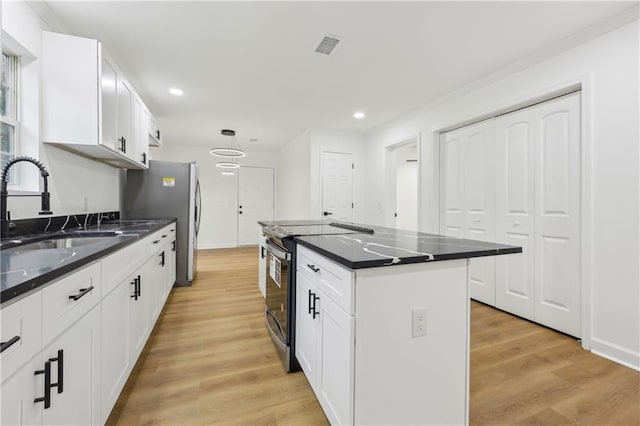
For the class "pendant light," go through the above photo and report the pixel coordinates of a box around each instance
[210,129,246,159]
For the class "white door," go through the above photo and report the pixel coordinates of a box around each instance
[440,119,496,305]
[322,152,353,221]
[238,167,274,246]
[496,93,581,336]
[394,143,419,231]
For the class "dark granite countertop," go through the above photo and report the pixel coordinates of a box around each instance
[1,219,176,306]
[294,223,521,269]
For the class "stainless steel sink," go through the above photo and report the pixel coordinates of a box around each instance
[14,236,115,250]
[3,233,133,252]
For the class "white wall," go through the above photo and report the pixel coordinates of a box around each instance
[363,20,640,369]
[150,143,278,249]
[3,1,120,219]
[277,130,312,220]
[278,128,365,222]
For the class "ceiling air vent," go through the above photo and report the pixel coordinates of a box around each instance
[315,35,341,55]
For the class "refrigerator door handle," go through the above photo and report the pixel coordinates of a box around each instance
[195,180,202,236]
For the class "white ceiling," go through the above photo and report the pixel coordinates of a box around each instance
[37,1,635,152]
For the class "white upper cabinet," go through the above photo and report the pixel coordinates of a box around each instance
[148,114,162,147]
[41,31,153,170]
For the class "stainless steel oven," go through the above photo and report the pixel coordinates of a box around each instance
[261,222,370,372]
[264,237,299,372]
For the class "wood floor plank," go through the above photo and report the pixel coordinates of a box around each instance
[107,248,640,425]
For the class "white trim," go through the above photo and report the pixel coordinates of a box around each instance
[591,338,640,372]
[432,78,592,350]
[197,243,239,250]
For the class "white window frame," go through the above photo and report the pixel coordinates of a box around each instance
[1,50,20,186]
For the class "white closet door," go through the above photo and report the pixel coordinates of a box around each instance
[496,93,581,335]
[533,94,581,336]
[441,132,465,238]
[495,114,536,320]
[441,119,496,305]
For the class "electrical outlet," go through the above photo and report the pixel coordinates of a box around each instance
[412,308,427,338]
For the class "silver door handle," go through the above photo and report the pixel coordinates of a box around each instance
[266,240,290,260]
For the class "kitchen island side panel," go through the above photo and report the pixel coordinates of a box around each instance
[354,259,469,425]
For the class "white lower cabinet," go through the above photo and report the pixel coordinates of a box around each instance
[295,273,320,384]
[296,244,469,425]
[296,247,355,426]
[41,307,101,426]
[100,277,132,422]
[130,258,153,361]
[1,305,101,426]
[316,291,354,425]
[1,356,44,425]
[0,223,177,426]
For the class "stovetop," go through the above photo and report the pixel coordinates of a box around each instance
[263,222,374,239]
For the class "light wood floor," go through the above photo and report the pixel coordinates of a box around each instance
[107,247,639,425]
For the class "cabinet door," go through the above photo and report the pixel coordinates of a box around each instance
[116,78,133,157]
[42,307,100,426]
[139,102,150,167]
[130,258,152,362]
[295,273,319,388]
[131,95,142,165]
[0,356,44,426]
[101,55,118,151]
[100,279,133,422]
[317,290,354,426]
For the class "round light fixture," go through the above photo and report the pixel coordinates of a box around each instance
[209,148,246,157]
[169,87,184,96]
[209,129,246,158]
[221,171,235,176]
[353,111,365,119]
[216,162,241,169]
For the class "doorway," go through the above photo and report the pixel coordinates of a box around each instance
[386,136,420,231]
[321,151,353,221]
[237,166,274,245]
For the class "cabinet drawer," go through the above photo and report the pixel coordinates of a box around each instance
[0,292,43,384]
[147,229,168,254]
[102,237,146,295]
[297,245,354,315]
[42,262,101,346]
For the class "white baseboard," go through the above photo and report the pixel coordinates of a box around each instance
[590,338,640,371]
[197,243,238,249]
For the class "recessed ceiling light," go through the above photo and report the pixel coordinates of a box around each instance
[169,88,183,96]
[353,111,365,119]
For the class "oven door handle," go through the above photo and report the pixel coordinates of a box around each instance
[265,308,287,347]
[266,240,291,260]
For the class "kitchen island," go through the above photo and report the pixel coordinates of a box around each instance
[289,223,520,425]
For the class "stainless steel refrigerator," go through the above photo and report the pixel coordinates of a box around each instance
[124,160,201,286]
